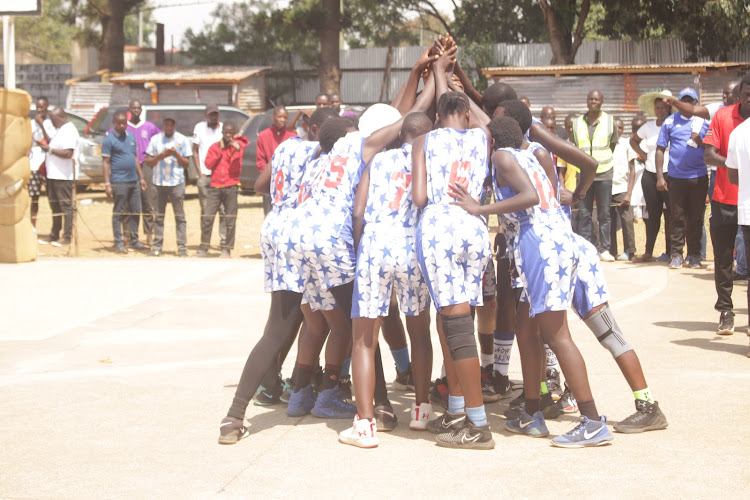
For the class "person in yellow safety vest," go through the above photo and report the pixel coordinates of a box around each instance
[572,89,620,262]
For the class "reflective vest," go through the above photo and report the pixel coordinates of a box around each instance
[572,112,615,174]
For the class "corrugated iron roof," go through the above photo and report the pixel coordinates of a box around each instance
[483,62,749,77]
[110,66,273,84]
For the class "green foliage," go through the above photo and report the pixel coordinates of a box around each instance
[0,0,76,62]
[458,42,502,94]
[343,0,419,49]
[66,0,148,49]
[452,0,546,44]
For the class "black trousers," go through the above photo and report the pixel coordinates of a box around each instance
[742,225,750,319]
[201,185,238,250]
[46,179,74,241]
[641,170,671,256]
[668,175,708,258]
[710,200,738,312]
[610,192,636,256]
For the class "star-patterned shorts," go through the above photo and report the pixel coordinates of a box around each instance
[352,225,430,318]
[281,202,355,311]
[514,223,580,317]
[570,233,610,318]
[416,205,491,312]
[261,210,288,293]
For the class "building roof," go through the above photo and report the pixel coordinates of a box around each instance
[483,62,749,77]
[110,66,273,84]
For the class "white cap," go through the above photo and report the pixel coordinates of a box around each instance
[358,103,402,137]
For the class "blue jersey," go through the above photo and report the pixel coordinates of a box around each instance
[364,143,418,229]
[424,127,489,206]
[305,132,366,209]
[492,147,567,238]
[269,137,319,213]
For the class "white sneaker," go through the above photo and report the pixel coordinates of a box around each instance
[599,251,615,262]
[338,415,378,448]
[615,252,629,262]
[409,402,433,431]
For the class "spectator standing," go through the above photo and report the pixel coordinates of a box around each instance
[125,100,160,245]
[256,106,296,215]
[199,123,248,258]
[610,118,637,261]
[145,117,192,257]
[572,89,619,261]
[329,92,357,118]
[540,105,569,140]
[102,111,148,254]
[315,93,330,108]
[631,90,675,263]
[193,104,226,248]
[726,109,750,356]
[703,74,750,335]
[39,108,79,247]
[655,87,709,270]
[29,97,55,234]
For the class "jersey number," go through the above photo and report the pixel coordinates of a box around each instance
[273,170,285,203]
[531,171,560,210]
[388,172,412,210]
[319,157,347,190]
[449,160,471,191]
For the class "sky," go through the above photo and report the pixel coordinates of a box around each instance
[148,0,459,49]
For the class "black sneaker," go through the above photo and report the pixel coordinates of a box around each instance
[280,378,292,404]
[114,243,127,254]
[436,421,495,450]
[613,400,668,433]
[253,379,284,406]
[556,382,578,414]
[337,375,353,402]
[731,272,748,282]
[505,392,561,420]
[717,311,735,335]
[131,241,149,252]
[393,363,415,391]
[218,416,249,445]
[493,371,514,399]
[428,411,467,434]
[177,248,189,257]
[545,367,562,400]
[374,404,398,431]
[481,365,501,403]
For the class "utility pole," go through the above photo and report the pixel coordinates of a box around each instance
[3,16,15,89]
[138,9,143,47]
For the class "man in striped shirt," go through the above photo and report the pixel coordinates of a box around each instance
[144,117,193,257]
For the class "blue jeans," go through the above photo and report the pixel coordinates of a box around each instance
[579,179,612,253]
[736,229,747,275]
[112,181,142,246]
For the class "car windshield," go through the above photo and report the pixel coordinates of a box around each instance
[87,106,127,136]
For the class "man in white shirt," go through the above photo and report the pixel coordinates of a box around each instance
[39,108,79,247]
[29,97,56,233]
[726,107,750,356]
[610,117,640,261]
[192,104,226,247]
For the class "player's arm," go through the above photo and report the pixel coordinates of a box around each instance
[704,145,726,168]
[411,134,428,208]
[432,45,457,105]
[664,97,710,120]
[352,163,371,250]
[450,150,539,216]
[453,59,483,108]
[529,122,595,198]
[391,45,438,115]
[533,148,558,197]
[362,74,435,165]
[629,132,647,161]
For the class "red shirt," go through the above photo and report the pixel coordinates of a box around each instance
[705,104,745,205]
[256,126,296,172]
[205,136,249,187]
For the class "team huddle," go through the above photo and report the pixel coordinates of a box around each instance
[219,36,669,450]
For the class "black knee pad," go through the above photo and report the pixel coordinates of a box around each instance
[441,313,478,361]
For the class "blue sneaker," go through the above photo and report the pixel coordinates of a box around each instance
[311,387,357,419]
[655,253,670,263]
[505,410,549,437]
[286,385,317,417]
[668,255,684,269]
[551,415,614,448]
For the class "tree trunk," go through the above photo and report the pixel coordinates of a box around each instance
[378,43,393,102]
[319,0,341,95]
[99,0,126,72]
[539,0,590,65]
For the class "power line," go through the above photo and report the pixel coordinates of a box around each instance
[141,1,226,11]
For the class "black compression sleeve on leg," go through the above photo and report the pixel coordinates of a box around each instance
[441,313,478,361]
[330,282,355,325]
[228,290,303,420]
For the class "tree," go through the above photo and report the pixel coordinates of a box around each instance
[318,0,341,94]
[538,0,591,64]
[0,0,76,63]
[451,0,546,45]
[67,0,148,72]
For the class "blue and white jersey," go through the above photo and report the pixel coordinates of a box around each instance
[424,127,489,206]
[525,117,542,142]
[146,131,193,187]
[364,143,418,229]
[305,132,366,209]
[269,137,319,213]
[296,152,329,205]
[526,140,571,220]
[492,147,567,238]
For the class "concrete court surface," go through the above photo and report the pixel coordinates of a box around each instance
[1,257,748,498]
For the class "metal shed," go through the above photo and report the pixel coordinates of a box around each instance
[109,66,273,112]
[481,62,749,127]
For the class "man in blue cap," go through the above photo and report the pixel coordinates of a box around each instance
[655,87,709,269]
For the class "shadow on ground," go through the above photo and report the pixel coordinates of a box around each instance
[671,337,749,356]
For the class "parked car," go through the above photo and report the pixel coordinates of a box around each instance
[76,104,250,185]
[27,106,89,136]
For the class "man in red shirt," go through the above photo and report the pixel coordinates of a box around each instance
[199,123,249,258]
[704,75,750,334]
[256,106,297,215]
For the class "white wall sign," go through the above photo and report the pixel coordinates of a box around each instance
[0,0,41,16]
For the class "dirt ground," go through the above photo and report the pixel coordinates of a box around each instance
[32,184,715,262]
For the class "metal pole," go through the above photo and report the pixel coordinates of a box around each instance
[3,16,16,89]
[138,10,143,47]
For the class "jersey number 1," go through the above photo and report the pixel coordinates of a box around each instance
[388,172,412,210]
[449,160,471,191]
